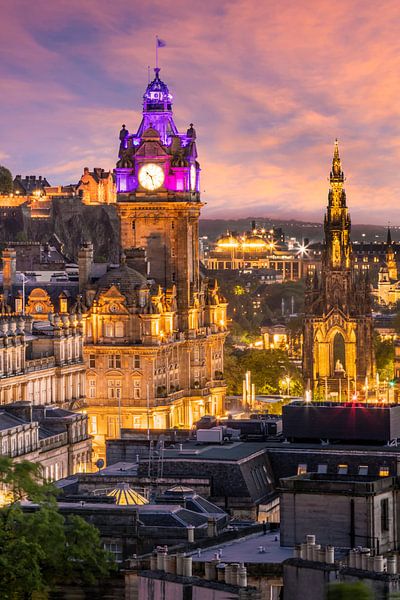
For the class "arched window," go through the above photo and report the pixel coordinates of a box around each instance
[333,332,346,373]
[115,321,124,338]
[104,322,113,337]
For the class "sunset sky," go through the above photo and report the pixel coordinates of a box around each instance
[2,0,400,223]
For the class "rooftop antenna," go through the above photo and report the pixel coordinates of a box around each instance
[147,65,150,84]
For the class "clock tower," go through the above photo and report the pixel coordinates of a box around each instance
[115,69,201,327]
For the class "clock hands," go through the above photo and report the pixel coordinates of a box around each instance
[146,170,155,188]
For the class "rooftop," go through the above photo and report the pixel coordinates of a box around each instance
[191,530,292,564]
[162,441,268,462]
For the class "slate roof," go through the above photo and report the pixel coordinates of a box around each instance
[0,411,29,431]
[95,263,147,293]
[162,441,267,462]
[137,505,208,528]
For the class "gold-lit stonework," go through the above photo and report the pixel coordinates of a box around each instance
[303,141,375,399]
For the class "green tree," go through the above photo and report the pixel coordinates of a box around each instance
[224,347,303,396]
[0,457,115,599]
[0,165,13,194]
[374,335,394,380]
[326,581,373,600]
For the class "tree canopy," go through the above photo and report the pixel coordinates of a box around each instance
[326,581,373,600]
[374,334,394,381]
[0,165,13,194]
[224,346,303,396]
[0,457,115,599]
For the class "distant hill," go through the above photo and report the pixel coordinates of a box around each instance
[199,217,398,244]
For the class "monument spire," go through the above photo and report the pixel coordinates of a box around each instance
[324,140,351,271]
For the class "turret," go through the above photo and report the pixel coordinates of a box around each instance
[385,226,397,280]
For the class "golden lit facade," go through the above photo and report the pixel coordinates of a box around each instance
[82,68,228,460]
[0,314,90,478]
[303,141,375,397]
[76,167,116,205]
[374,228,400,306]
[205,233,304,280]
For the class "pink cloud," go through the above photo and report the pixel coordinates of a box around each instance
[2,0,400,223]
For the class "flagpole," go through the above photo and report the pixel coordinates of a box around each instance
[156,35,158,69]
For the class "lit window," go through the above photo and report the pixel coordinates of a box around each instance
[60,298,68,313]
[89,415,97,434]
[379,466,390,477]
[297,464,307,475]
[317,464,327,474]
[115,322,124,337]
[358,465,368,476]
[104,322,113,337]
[338,464,348,475]
[108,354,121,369]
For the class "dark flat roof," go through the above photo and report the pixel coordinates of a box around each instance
[162,441,268,462]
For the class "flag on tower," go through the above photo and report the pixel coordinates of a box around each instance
[157,38,167,47]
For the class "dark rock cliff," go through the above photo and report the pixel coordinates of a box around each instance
[0,198,120,262]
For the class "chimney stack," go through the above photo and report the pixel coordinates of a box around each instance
[2,248,17,299]
[78,242,94,292]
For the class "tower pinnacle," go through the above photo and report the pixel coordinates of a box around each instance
[387,225,393,246]
[331,139,344,182]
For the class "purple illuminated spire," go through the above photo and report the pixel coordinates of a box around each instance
[135,68,178,145]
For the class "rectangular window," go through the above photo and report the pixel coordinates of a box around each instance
[89,379,96,399]
[133,380,141,399]
[379,466,390,477]
[317,464,327,474]
[297,464,307,475]
[381,498,389,532]
[133,355,141,369]
[60,298,68,313]
[107,380,121,399]
[358,465,369,476]
[338,464,348,475]
[89,415,97,434]
[89,354,96,368]
[103,542,123,563]
[108,355,121,369]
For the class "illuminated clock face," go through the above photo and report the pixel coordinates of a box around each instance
[190,165,196,191]
[138,163,165,191]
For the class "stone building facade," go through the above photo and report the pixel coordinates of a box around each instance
[77,68,227,460]
[76,167,116,205]
[374,228,400,306]
[0,313,91,482]
[0,404,91,481]
[0,314,86,409]
[302,141,375,397]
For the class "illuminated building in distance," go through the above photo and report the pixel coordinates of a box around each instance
[302,141,375,398]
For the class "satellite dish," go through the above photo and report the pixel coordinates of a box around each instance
[95,458,105,471]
